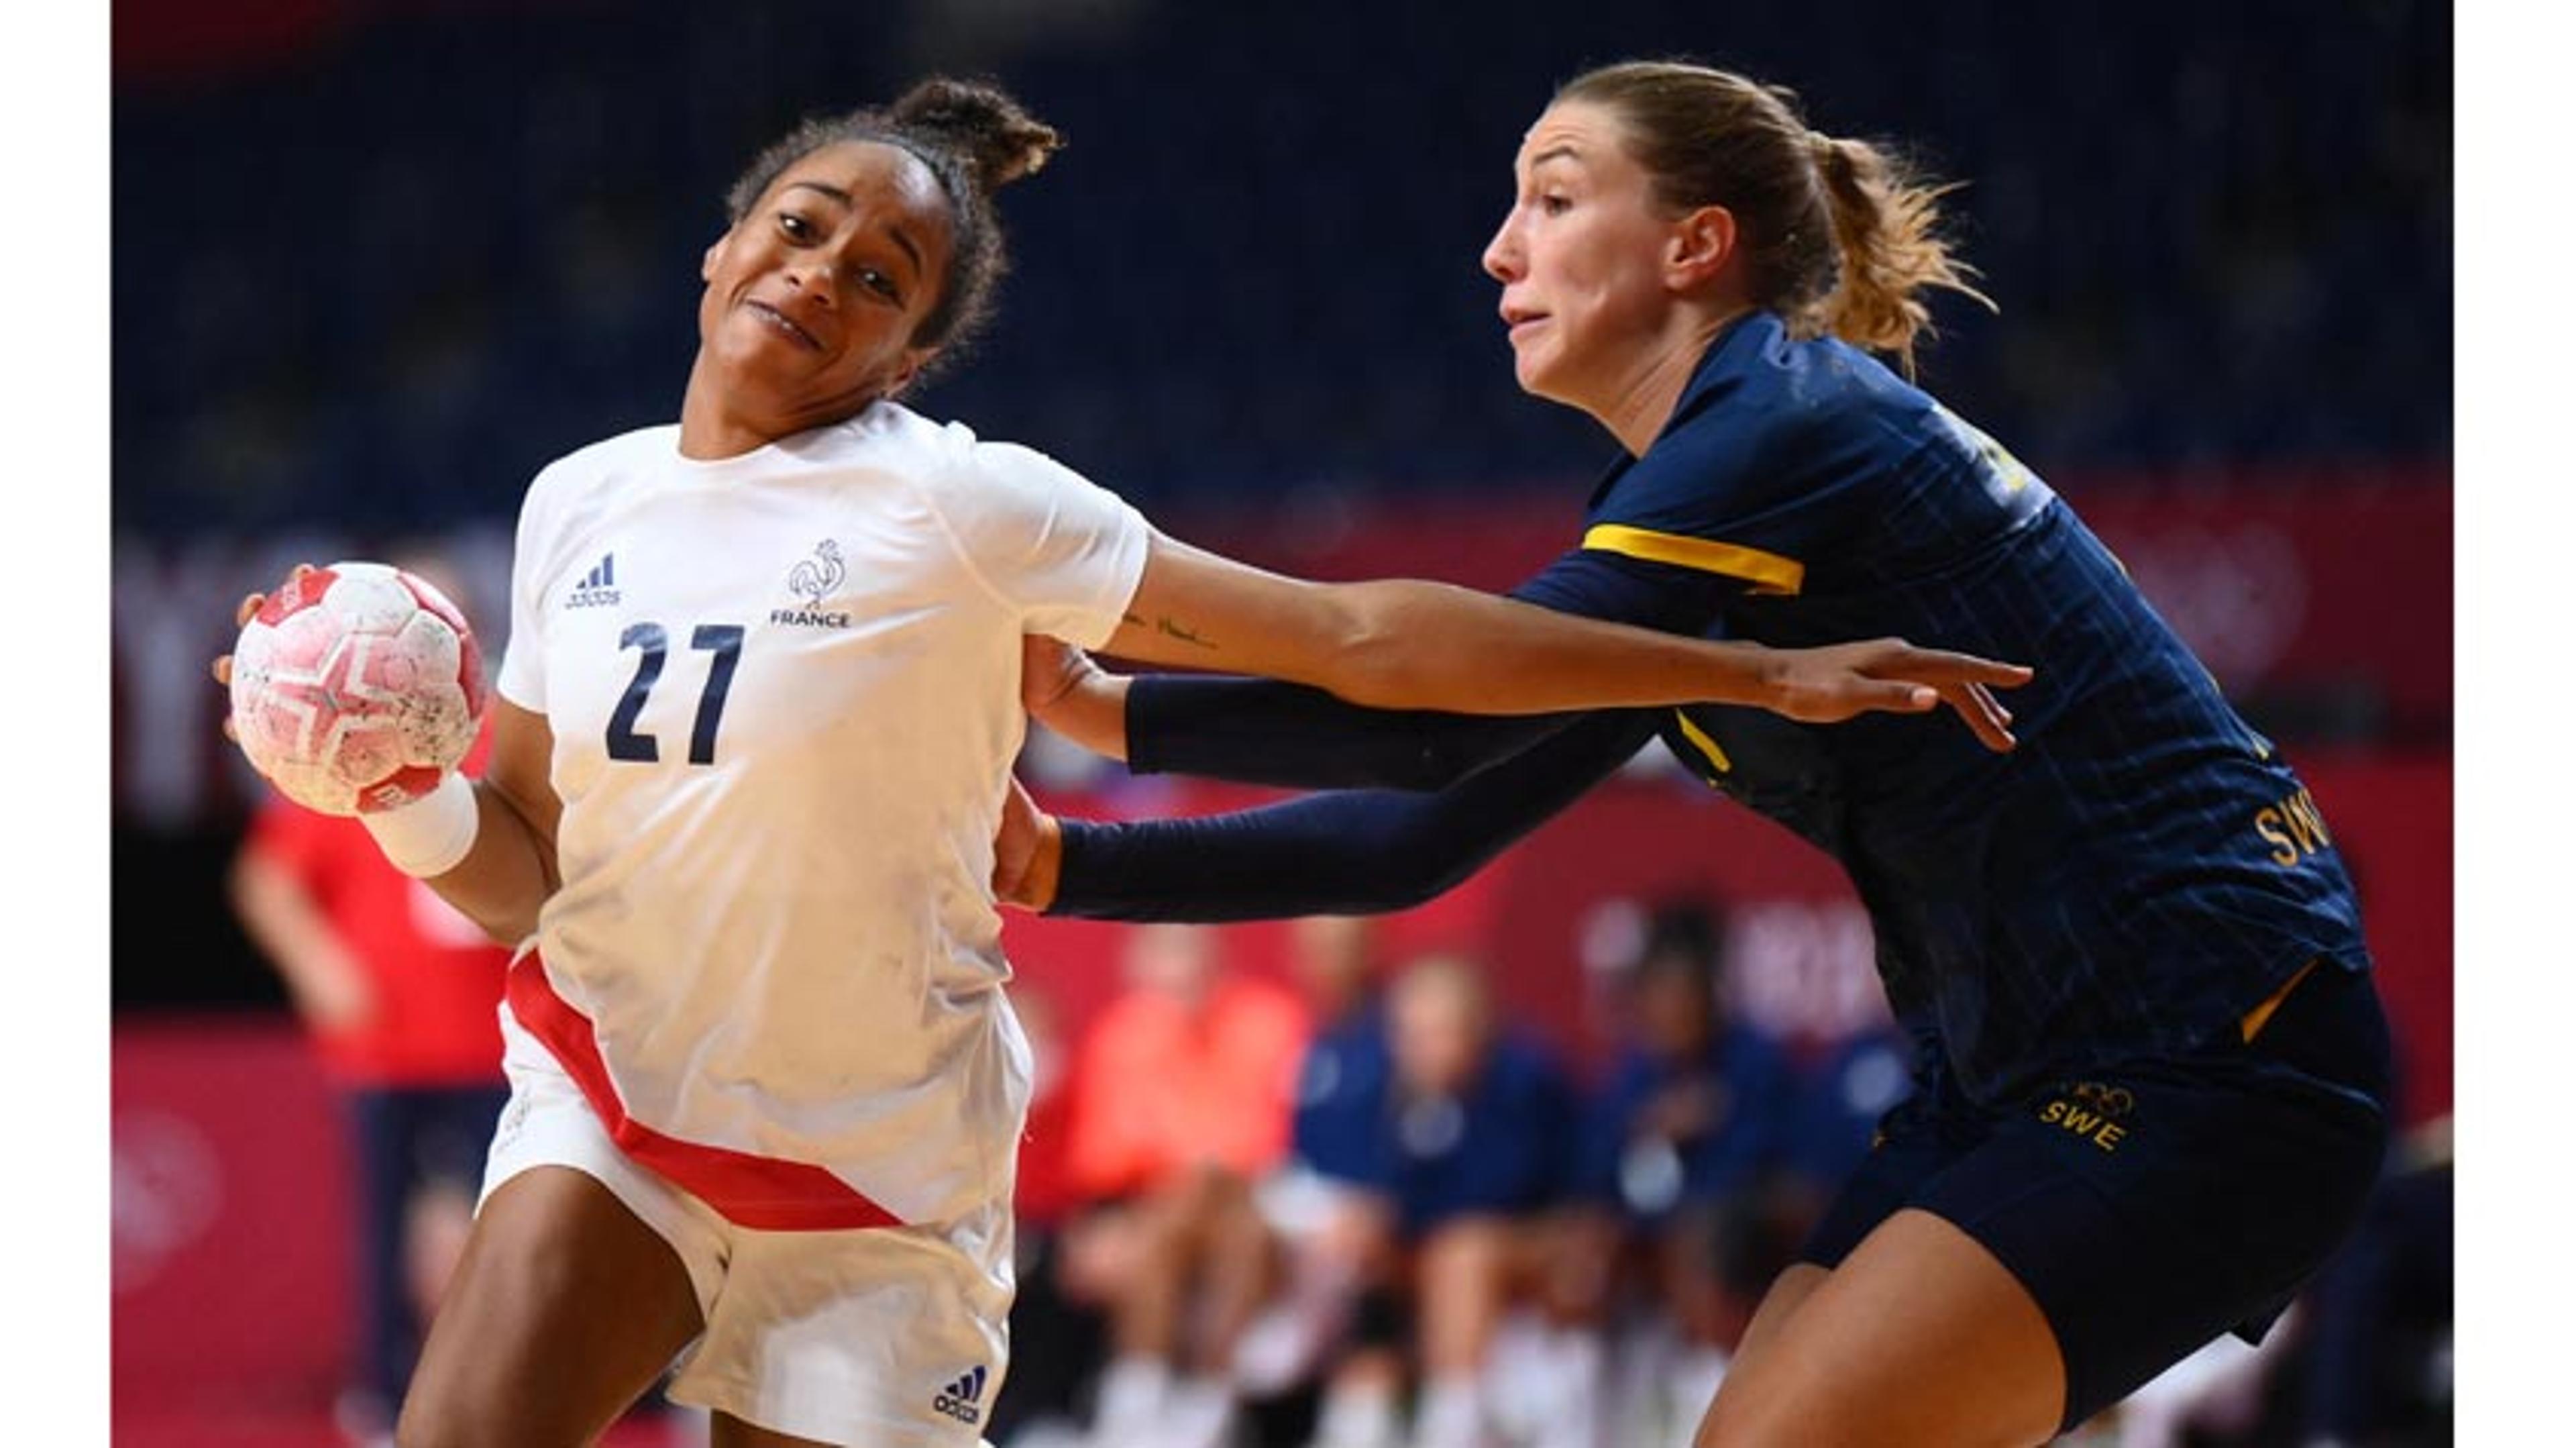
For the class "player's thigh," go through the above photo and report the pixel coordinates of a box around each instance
[398,1165,706,1448]
[1694,1207,2063,1448]
[1718,1259,1829,1384]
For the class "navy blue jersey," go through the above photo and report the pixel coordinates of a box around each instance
[1067,311,2371,1106]
[1557,313,2367,1095]
[1368,1032,1576,1239]
[1580,1022,1798,1220]
[1290,1004,1393,1186]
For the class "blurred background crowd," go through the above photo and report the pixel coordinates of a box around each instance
[110,1,2451,1445]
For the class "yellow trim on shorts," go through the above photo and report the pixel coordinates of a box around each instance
[2240,959,2322,1043]
[1671,711,1733,776]
[1582,523,1807,596]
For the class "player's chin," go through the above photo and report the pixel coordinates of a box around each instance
[1511,349,1584,409]
[1510,354,1562,403]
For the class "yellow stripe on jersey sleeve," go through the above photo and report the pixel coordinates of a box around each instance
[1581,524,1807,596]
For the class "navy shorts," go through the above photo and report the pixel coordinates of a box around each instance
[1799,963,2392,1432]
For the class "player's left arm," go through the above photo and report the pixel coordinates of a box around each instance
[1102,534,2023,732]
[1025,542,1741,786]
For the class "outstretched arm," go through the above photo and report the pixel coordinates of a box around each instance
[996,710,1662,921]
[1028,544,2020,791]
[1095,533,2024,733]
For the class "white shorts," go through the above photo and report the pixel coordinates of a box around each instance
[482,1009,1014,1447]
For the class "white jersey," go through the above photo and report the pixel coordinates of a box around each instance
[495,401,1150,1229]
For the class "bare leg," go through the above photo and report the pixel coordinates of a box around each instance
[1717,1262,1829,1389]
[1192,1171,1280,1372]
[397,1167,705,1448]
[1692,1209,2064,1448]
[1107,1186,1195,1360]
[1414,1217,1513,1376]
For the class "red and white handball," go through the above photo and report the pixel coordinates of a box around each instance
[227,562,488,817]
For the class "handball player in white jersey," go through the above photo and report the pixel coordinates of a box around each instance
[217,78,2026,1448]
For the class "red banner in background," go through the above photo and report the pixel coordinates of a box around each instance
[113,1020,353,1445]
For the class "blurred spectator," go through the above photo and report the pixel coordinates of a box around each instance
[225,550,513,1447]
[1782,1013,1915,1227]
[990,984,1106,1447]
[1572,904,1801,1445]
[1230,917,1398,1413]
[1305,953,1582,1448]
[1283,915,1396,1192]
[1059,923,1309,1448]
[2294,1116,2454,1447]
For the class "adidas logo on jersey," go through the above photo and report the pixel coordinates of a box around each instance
[930,1365,987,1425]
[769,538,851,629]
[567,553,622,609]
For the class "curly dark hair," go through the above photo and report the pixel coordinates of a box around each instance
[723,76,1062,379]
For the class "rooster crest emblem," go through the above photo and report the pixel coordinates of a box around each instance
[789,539,846,606]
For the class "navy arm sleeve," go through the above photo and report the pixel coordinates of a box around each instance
[1049,708,1660,921]
[1124,547,1735,790]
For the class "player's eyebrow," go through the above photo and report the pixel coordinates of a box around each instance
[782,180,926,276]
[786,180,855,207]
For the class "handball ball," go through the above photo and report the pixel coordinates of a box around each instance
[228,562,488,817]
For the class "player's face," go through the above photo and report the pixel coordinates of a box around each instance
[1483,102,1689,413]
[697,141,954,428]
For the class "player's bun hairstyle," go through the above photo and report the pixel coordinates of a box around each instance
[1556,60,1992,374]
[724,76,1063,379]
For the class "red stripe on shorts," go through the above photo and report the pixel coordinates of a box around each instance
[505,953,903,1232]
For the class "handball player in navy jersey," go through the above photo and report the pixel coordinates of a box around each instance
[1004,60,2390,1446]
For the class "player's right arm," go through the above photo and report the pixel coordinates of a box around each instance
[215,578,562,948]
[417,697,561,947]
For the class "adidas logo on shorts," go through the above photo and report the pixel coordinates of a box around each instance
[931,1364,987,1425]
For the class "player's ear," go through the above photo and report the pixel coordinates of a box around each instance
[701,235,729,283]
[1665,205,1737,291]
[881,346,937,399]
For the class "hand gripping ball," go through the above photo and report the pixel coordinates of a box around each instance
[227,562,488,816]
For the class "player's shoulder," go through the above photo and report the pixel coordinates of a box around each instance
[1719,321,1927,446]
[1613,321,1940,517]
[819,401,1026,489]
[875,404,1122,525]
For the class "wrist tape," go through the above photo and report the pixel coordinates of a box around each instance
[360,772,480,878]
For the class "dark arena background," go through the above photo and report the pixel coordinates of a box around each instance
[110,2,2452,1445]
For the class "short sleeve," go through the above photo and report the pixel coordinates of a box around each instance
[1581,411,1819,601]
[934,440,1153,648]
[495,465,562,713]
